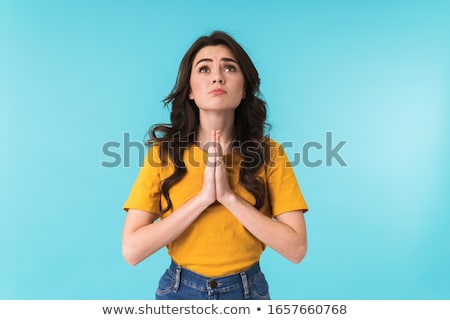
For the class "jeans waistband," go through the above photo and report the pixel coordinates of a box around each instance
[167,260,261,298]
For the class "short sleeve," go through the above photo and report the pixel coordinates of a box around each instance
[266,139,308,217]
[122,145,162,214]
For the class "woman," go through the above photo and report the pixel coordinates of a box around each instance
[122,31,308,300]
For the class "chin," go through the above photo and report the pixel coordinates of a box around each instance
[198,104,240,111]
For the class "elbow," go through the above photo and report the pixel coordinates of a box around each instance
[122,250,139,266]
[288,244,307,264]
[123,256,140,267]
[122,243,143,266]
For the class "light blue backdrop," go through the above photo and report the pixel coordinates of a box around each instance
[1,0,449,299]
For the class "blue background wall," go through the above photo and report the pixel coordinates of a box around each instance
[1,0,449,299]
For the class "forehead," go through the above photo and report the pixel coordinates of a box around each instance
[192,45,237,64]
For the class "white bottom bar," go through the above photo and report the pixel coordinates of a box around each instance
[1,300,449,320]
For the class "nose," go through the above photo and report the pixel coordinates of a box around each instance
[212,72,225,84]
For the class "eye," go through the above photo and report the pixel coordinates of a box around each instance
[224,65,237,72]
[198,66,210,73]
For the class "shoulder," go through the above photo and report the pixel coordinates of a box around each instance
[263,136,278,146]
[262,137,293,170]
[263,137,286,158]
[141,142,167,168]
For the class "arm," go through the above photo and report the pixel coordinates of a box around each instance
[122,194,211,266]
[220,193,307,263]
[122,131,218,266]
[214,130,307,263]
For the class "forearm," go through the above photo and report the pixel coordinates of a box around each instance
[123,194,211,265]
[220,193,307,263]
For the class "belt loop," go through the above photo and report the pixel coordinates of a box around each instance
[174,265,182,292]
[240,271,250,299]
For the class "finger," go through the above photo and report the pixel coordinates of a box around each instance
[216,130,223,165]
[215,156,224,167]
[207,129,217,167]
[215,129,223,158]
[216,129,220,143]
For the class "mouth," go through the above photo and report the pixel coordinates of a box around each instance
[209,88,226,95]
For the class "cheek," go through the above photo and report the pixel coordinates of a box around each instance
[239,78,246,99]
[188,78,196,100]
[189,76,203,99]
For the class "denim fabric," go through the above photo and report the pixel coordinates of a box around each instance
[155,260,270,300]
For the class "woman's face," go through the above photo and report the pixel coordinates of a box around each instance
[189,45,245,112]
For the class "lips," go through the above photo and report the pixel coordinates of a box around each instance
[209,88,226,95]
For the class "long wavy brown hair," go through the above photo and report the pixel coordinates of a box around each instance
[149,31,270,213]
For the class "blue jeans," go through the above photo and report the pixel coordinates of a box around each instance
[155,260,270,300]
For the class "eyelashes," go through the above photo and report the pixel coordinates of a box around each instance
[224,65,237,72]
[197,64,238,73]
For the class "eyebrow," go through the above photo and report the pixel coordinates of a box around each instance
[194,57,238,66]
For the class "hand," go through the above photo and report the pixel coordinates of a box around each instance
[199,130,234,206]
[199,129,218,206]
[213,130,234,203]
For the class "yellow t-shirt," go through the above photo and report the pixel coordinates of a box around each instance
[123,138,308,277]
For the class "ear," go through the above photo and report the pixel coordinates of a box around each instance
[189,91,194,100]
[241,88,246,99]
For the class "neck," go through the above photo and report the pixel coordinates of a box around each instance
[197,110,235,153]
